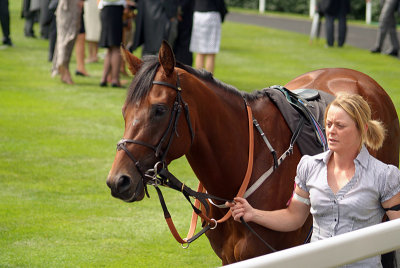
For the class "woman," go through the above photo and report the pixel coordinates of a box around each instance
[98,0,125,87]
[51,0,82,84]
[227,93,400,267]
[189,0,227,73]
[83,0,101,63]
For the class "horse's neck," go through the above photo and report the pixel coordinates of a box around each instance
[184,76,250,198]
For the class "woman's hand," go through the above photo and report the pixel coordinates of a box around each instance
[226,197,254,222]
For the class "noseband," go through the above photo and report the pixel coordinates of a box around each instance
[116,74,194,195]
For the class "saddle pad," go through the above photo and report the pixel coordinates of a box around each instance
[263,87,335,156]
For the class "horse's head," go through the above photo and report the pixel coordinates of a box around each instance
[107,41,194,202]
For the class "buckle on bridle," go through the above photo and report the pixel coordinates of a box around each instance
[209,218,218,230]
[144,161,165,186]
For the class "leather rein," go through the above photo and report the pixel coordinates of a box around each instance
[116,72,282,250]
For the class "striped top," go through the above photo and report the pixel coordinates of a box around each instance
[295,146,400,267]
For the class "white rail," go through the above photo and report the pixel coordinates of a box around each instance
[366,0,372,24]
[224,219,400,267]
[259,0,265,13]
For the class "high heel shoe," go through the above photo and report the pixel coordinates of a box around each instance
[75,70,89,77]
[111,83,124,88]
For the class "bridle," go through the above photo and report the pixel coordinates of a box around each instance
[115,70,281,251]
[116,74,194,196]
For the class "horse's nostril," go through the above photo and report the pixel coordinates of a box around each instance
[116,175,132,194]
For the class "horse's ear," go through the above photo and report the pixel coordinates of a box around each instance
[158,40,175,77]
[120,45,143,75]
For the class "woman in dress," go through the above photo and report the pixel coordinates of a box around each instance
[189,0,227,73]
[98,0,125,87]
[51,0,82,84]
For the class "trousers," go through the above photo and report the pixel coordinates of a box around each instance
[325,11,347,47]
[0,0,10,40]
[373,0,399,52]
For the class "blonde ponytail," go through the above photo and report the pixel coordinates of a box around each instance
[365,119,386,150]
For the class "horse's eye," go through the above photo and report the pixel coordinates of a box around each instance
[152,105,168,118]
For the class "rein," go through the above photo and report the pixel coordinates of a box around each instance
[149,99,255,247]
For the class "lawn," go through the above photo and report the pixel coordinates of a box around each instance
[1,2,400,268]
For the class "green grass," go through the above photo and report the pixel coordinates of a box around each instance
[1,2,400,268]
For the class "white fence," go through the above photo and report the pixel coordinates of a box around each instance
[224,219,400,267]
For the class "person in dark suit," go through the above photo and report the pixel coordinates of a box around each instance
[370,0,399,57]
[0,0,13,46]
[42,0,58,61]
[21,0,40,38]
[319,0,350,47]
[173,0,194,66]
[130,0,179,57]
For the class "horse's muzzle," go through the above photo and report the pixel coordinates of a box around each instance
[106,174,145,202]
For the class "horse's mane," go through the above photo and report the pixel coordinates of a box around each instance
[125,56,262,104]
[176,62,266,102]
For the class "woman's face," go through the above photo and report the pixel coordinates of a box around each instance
[325,105,362,154]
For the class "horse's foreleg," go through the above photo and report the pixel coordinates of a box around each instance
[220,237,246,265]
[233,237,249,262]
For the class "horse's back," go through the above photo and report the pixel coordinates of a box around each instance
[285,68,400,166]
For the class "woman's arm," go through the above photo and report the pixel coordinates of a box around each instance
[382,192,400,220]
[226,186,311,232]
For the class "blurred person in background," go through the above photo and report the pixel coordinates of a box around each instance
[21,0,40,38]
[189,0,227,73]
[75,9,89,77]
[43,0,58,61]
[130,0,180,57]
[0,0,13,46]
[318,0,350,47]
[173,0,194,66]
[51,0,83,84]
[370,0,399,57]
[99,0,135,87]
[84,0,101,63]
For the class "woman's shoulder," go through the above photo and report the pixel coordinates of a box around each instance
[364,148,399,174]
[363,150,400,196]
[367,156,400,202]
[296,151,328,176]
[299,150,329,166]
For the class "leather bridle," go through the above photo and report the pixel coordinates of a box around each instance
[115,71,281,251]
[115,71,255,245]
[116,74,194,196]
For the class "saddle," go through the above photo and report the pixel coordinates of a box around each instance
[264,86,335,156]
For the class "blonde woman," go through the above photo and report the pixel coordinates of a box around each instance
[227,93,400,267]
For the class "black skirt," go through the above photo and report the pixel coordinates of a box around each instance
[99,5,123,48]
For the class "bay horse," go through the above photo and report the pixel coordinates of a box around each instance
[107,41,400,265]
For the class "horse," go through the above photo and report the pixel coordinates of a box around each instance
[106,41,400,265]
